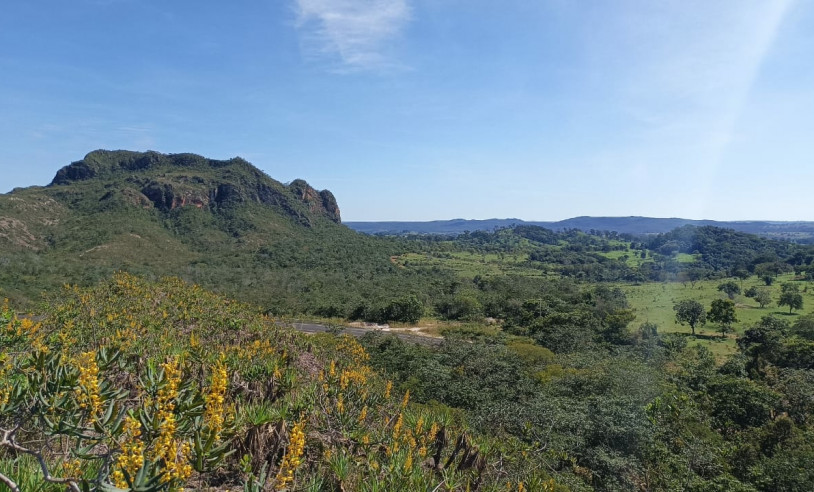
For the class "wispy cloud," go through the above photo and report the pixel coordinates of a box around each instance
[294,0,411,70]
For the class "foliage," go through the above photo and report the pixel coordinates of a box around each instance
[779,283,804,314]
[673,299,706,336]
[708,299,737,337]
[717,280,741,300]
[0,275,562,491]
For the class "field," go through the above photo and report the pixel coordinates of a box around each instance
[395,246,814,360]
[622,274,814,357]
[395,251,546,278]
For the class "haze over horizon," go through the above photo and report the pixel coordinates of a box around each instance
[2,1,813,222]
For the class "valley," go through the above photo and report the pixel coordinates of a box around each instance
[3,151,814,491]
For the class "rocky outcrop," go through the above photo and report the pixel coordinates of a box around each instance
[140,181,210,211]
[52,161,96,184]
[288,179,341,224]
[319,189,341,224]
[0,217,39,250]
[49,150,341,224]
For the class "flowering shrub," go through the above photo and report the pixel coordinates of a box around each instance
[0,275,558,491]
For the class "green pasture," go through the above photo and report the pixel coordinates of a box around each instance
[395,251,545,278]
[598,249,697,267]
[622,273,814,358]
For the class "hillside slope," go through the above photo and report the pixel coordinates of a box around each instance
[0,150,421,310]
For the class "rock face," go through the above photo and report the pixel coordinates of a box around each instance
[140,181,210,211]
[288,179,341,224]
[49,150,341,224]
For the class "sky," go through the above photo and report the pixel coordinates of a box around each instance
[1,0,813,221]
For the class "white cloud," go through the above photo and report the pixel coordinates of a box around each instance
[294,0,411,70]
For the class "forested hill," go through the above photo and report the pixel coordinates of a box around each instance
[347,216,814,241]
[0,150,425,309]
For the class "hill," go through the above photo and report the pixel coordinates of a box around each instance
[0,150,434,311]
[347,216,814,241]
[0,273,560,490]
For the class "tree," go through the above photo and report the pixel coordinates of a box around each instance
[733,268,751,284]
[717,281,741,300]
[779,283,804,314]
[708,299,737,338]
[674,299,707,336]
[686,267,708,289]
[385,295,424,324]
[753,289,773,309]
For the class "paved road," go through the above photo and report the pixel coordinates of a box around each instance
[289,322,442,346]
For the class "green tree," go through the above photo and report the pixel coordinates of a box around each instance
[779,283,804,314]
[385,295,424,324]
[717,280,741,300]
[733,268,751,284]
[754,288,772,309]
[674,299,707,336]
[708,299,737,337]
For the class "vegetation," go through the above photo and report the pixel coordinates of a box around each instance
[5,151,814,490]
[673,299,706,336]
[0,274,558,491]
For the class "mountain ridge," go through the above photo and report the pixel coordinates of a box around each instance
[0,150,368,307]
[346,216,814,241]
[45,149,341,224]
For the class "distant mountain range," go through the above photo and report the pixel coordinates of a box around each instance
[346,217,814,241]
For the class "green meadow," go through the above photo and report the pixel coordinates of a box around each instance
[395,251,546,278]
[622,274,814,357]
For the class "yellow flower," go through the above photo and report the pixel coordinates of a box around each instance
[204,356,228,441]
[393,413,403,439]
[62,458,82,478]
[113,415,145,488]
[275,419,306,490]
[74,351,103,418]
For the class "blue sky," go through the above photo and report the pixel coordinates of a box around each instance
[1,0,813,221]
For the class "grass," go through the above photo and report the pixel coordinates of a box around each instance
[598,249,647,267]
[395,251,546,278]
[396,250,811,361]
[621,273,814,359]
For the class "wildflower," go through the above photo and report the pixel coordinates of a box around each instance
[150,357,191,483]
[205,356,228,441]
[112,415,145,488]
[404,453,413,472]
[62,458,82,478]
[393,413,403,439]
[0,355,10,409]
[74,351,103,418]
[276,419,306,490]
